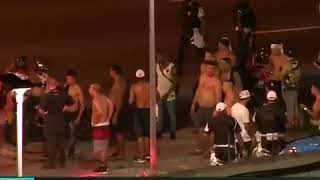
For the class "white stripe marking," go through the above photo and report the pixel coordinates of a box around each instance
[256,26,320,34]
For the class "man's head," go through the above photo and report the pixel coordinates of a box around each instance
[204,49,215,62]
[135,69,146,81]
[202,61,219,77]
[156,52,170,65]
[266,90,277,103]
[110,64,123,79]
[216,102,227,115]
[218,37,232,51]
[65,70,78,85]
[46,77,58,91]
[311,82,320,96]
[270,43,284,56]
[89,83,102,97]
[239,90,251,104]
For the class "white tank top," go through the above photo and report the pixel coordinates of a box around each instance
[156,63,176,101]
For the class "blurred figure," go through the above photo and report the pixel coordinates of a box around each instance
[89,83,114,173]
[38,78,76,169]
[204,49,216,62]
[269,43,290,104]
[191,61,222,154]
[215,37,236,67]
[282,52,301,128]
[233,0,256,81]
[156,52,177,139]
[65,70,84,159]
[177,0,205,75]
[108,65,128,159]
[205,102,244,166]
[231,90,253,155]
[129,69,150,163]
[0,81,6,156]
[253,91,286,156]
[301,82,320,127]
[219,57,243,94]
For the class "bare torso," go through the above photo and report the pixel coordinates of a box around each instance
[197,74,221,108]
[109,78,126,110]
[270,54,290,81]
[133,81,150,109]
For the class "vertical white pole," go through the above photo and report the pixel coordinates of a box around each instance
[149,0,157,172]
[13,88,30,177]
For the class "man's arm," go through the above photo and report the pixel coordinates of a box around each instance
[63,95,77,113]
[162,66,177,99]
[233,72,243,93]
[129,85,135,105]
[75,88,85,124]
[106,98,114,122]
[191,88,199,115]
[214,79,222,103]
[92,99,103,124]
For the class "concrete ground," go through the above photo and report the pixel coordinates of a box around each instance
[0,128,319,177]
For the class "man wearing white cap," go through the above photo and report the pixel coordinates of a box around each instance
[252,90,286,156]
[129,69,150,163]
[205,102,244,166]
[231,90,253,155]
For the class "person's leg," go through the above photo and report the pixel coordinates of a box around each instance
[45,135,57,168]
[57,135,66,167]
[68,121,76,157]
[283,90,294,127]
[143,109,150,157]
[116,132,125,158]
[167,100,177,139]
[137,137,145,160]
[144,137,150,158]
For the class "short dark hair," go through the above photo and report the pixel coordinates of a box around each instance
[111,64,123,74]
[66,70,77,78]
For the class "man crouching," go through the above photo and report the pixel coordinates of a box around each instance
[88,83,114,173]
[205,102,244,166]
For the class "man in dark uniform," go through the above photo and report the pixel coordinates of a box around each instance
[233,0,256,87]
[177,0,205,75]
[38,78,76,169]
[253,91,286,156]
[205,102,244,166]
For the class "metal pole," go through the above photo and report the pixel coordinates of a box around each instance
[13,88,30,177]
[149,0,157,172]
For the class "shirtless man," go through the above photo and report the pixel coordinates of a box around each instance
[215,37,237,67]
[108,65,128,158]
[89,83,114,173]
[269,44,290,98]
[191,61,222,153]
[129,69,150,163]
[65,70,84,158]
[301,82,320,127]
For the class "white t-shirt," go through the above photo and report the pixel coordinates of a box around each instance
[231,103,251,142]
[156,63,176,101]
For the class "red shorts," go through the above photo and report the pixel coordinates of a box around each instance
[92,126,111,140]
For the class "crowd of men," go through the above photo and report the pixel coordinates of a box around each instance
[0,0,319,175]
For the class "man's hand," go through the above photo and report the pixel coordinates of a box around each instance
[63,105,69,112]
[190,104,196,117]
[74,117,81,125]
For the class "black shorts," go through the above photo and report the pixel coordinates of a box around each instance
[214,147,236,162]
[134,108,150,138]
[194,106,214,128]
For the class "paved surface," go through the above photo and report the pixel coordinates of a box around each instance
[0,128,319,177]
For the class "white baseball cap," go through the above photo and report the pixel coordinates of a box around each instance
[135,69,145,78]
[216,102,227,112]
[239,90,251,99]
[267,90,277,101]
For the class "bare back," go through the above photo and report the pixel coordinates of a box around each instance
[131,81,150,109]
[196,74,221,108]
[109,78,127,109]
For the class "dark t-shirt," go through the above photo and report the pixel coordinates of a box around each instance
[208,114,241,145]
[39,89,74,135]
[254,103,286,134]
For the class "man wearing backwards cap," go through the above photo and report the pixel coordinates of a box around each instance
[205,102,244,166]
[129,69,150,163]
[269,43,290,101]
[231,90,253,155]
[253,90,286,156]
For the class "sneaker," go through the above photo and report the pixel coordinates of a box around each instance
[93,166,109,174]
[134,158,146,163]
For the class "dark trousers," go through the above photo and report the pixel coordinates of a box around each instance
[177,35,205,74]
[46,134,66,167]
[261,137,283,155]
[214,147,236,162]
